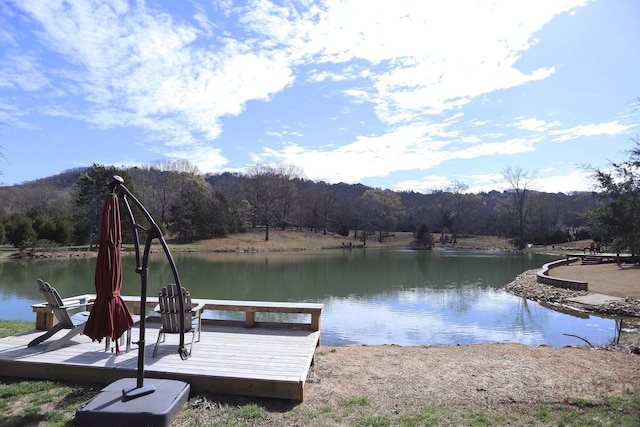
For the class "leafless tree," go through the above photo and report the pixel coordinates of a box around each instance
[245,164,300,241]
[0,121,7,181]
[359,188,403,243]
[448,181,484,244]
[502,166,537,249]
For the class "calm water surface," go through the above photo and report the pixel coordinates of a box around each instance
[0,249,618,347]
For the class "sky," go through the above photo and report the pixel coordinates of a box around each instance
[0,0,639,194]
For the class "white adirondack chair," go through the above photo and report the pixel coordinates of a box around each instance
[27,279,92,352]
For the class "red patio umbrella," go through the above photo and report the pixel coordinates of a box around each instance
[84,193,134,354]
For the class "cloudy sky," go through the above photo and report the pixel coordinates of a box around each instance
[1,0,638,193]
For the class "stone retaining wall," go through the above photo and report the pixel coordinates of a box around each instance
[536,257,589,291]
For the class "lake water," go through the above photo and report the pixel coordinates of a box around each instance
[0,249,618,347]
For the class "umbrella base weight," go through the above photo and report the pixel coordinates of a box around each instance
[75,378,190,427]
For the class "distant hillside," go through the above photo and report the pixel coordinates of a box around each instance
[0,164,598,249]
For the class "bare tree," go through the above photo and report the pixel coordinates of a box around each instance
[131,160,203,225]
[246,164,300,241]
[502,166,537,249]
[167,173,209,242]
[274,164,301,230]
[0,121,7,181]
[359,189,403,243]
[448,181,483,244]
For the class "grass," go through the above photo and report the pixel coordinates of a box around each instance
[343,395,371,407]
[0,320,34,338]
[6,232,594,259]
[0,354,637,427]
[4,394,635,427]
[0,378,100,427]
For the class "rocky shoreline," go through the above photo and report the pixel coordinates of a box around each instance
[504,268,640,354]
[504,269,640,317]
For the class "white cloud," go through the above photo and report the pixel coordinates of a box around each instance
[234,0,593,185]
[161,144,228,173]
[251,117,573,185]
[535,169,593,193]
[449,138,539,160]
[550,121,636,142]
[5,0,604,188]
[394,176,453,193]
[237,0,588,125]
[394,172,512,194]
[11,0,295,156]
[252,122,457,183]
[509,117,562,132]
[0,101,34,130]
[462,173,506,193]
[307,68,352,83]
[394,169,594,194]
[0,52,49,91]
[254,132,530,185]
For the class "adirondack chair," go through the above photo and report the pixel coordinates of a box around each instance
[153,284,204,358]
[27,279,93,352]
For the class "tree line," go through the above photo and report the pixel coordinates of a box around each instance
[0,141,638,257]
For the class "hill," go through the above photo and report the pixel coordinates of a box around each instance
[1,164,599,251]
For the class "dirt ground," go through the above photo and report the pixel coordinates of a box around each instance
[550,262,640,299]
[299,343,640,423]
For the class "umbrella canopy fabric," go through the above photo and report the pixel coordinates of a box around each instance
[84,193,134,351]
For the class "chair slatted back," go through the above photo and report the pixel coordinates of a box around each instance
[158,284,194,334]
[37,279,73,327]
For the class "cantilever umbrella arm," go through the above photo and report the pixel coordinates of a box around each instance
[111,175,189,398]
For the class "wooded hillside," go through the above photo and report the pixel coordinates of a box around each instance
[0,162,597,251]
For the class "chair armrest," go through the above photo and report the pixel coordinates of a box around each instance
[153,302,205,314]
[191,302,205,315]
[54,301,94,310]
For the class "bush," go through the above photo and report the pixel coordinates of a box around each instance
[335,222,350,237]
[415,223,434,248]
[3,213,36,250]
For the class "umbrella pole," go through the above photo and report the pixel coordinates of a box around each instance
[76,175,190,426]
[111,176,187,399]
[120,264,155,399]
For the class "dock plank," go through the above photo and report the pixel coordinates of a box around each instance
[0,323,319,401]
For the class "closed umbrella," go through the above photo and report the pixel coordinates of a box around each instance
[75,177,189,426]
[84,193,134,354]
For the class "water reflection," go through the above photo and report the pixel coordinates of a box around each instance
[0,249,618,347]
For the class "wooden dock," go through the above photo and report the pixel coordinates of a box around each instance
[0,320,320,402]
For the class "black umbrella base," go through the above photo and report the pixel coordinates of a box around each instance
[75,378,190,427]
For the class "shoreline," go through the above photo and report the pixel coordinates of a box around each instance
[504,269,640,318]
[503,268,640,354]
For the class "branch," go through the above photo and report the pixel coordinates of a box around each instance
[562,333,593,347]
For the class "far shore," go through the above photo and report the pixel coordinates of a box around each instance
[0,230,603,259]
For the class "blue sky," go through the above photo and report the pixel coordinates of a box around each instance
[1,0,638,193]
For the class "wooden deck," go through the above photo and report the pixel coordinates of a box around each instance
[0,321,320,401]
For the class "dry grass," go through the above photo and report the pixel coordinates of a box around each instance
[170,343,640,426]
[201,230,357,252]
[173,230,418,253]
[174,231,515,253]
[441,234,513,249]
